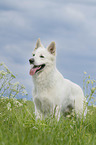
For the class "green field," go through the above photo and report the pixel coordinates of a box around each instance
[0,98,96,145]
[0,63,96,145]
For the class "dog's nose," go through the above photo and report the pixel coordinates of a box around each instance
[29,58,34,64]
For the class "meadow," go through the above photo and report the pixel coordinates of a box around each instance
[0,63,96,145]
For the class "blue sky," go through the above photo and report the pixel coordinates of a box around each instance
[0,0,96,99]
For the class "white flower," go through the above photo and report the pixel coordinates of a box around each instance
[4,64,12,74]
[12,82,20,90]
[66,115,71,118]
[22,90,28,96]
[0,70,7,76]
[70,125,73,129]
[12,97,16,102]
[73,121,76,125]
[23,98,27,103]
[14,82,20,86]
[21,84,25,89]
[33,126,38,130]
[7,102,11,111]
[15,100,23,107]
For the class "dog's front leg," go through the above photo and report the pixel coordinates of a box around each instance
[53,105,61,121]
[35,105,42,120]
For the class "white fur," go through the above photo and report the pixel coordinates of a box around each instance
[30,39,87,120]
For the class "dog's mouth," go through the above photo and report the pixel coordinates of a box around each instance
[29,64,45,76]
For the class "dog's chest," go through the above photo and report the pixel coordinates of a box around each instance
[34,97,53,115]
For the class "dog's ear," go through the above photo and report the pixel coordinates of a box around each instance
[47,42,56,55]
[35,38,42,50]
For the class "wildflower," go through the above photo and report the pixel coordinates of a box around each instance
[84,72,87,74]
[23,124,25,127]
[15,100,23,107]
[23,98,27,103]
[21,84,25,89]
[91,87,96,94]
[93,80,96,83]
[12,97,16,102]
[33,126,38,130]
[93,104,96,107]
[22,90,28,96]
[87,80,90,84]
[14,82,20,86]
[70,125,73,129]
[4,64,12,74]
[66,115,71,118]
[12,82,20,90]
[88,75,90,79]
[0,62,4,66]
[73,121,76,125]
[0,70,7,76]
[7,102,11,111]
[0,62,28,100]
[91,81,94,85]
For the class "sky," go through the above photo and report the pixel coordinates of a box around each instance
[0,0,96,99]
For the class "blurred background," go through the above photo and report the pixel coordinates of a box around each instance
[0,0,96,99]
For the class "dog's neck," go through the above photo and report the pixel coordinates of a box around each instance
[32,66,57,89]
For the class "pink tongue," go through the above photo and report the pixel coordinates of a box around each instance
[29,66,41,76]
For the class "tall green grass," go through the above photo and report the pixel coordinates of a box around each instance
[0,63,96,145]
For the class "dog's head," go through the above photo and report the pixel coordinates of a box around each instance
[29,38,56,76]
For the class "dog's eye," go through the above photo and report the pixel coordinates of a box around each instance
[33,54,35,56]
[40,55,44,58]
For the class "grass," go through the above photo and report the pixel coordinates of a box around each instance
[0,98,96,145]
[1,63,96,145]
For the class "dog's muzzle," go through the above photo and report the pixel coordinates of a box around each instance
[29,58,34,64]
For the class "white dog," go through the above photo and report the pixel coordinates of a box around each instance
[29,38,87,120]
